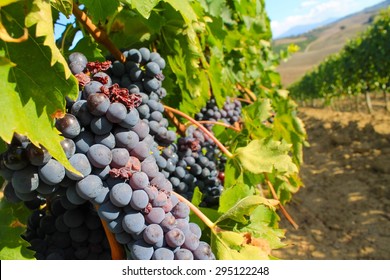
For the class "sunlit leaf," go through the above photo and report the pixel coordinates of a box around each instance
[235,139,298,174]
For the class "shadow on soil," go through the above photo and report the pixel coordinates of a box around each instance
[273,109,390,260]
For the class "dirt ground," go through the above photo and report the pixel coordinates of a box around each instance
[273,102,390,260]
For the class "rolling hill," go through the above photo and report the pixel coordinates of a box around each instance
[274,0,390,87]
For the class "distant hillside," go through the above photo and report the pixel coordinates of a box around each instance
[274,0,390,87]
[276,17,338,39]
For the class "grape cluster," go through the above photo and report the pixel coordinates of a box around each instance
[195,97,242,130]
[23,199,112,260]
[166,97,242,206]
[0,49,215,260]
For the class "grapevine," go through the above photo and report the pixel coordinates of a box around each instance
[0,0,306,260]
[289,8,390,112]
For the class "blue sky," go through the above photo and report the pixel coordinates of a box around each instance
[57,1,385,42]
[265,0,384,38]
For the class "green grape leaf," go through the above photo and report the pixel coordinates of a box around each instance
[201,0,225,17]
[190,186,203,207]
[26,0,74,80]
[50,0,73,17]
[163,0,197,23]
[223,158,243,188]
[212,230,271,260]
[121,0,161,19]
[218,183,254,213]
[0,197,35,260]
[244,98,273,123]
[0,1,80,174]
[235,138,298,174]
[241,205,286,250]
[273,112,307,166]
[79,0,120,22]
[215,195,278,225]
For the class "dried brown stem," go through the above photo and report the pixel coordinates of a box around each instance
[72,4,125,63]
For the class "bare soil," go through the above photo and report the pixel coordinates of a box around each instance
[273,105,390,259]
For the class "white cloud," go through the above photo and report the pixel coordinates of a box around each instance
[272,0,373,38]
[300,0,319,8]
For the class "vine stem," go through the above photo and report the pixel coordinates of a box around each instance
[163,106,187,137]
[173,192,216,230]
[163,105,234,158]
[236,83,257,102]
[94,205,126,260]
[264,174,299,230]
[186,120,241,132]
[72,4,125,63]
[60,24,73,53]
[234,97,253,104]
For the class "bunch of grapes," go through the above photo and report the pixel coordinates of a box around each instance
[23,199,112,260]
[0,48,215,260]
[167,97,242,206]
[195,97,242,130]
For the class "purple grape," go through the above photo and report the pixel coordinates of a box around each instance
[110,148,130,169]
[65,153,91,180]
[87,144,112,168]
[174,249,194,260]
[106,102,127,123]
[114,128,139,151]
[143,224,164,246]
[165,228,185,248]
[10,166,39,194]
[145,207,165,224]
[122,210,145,234]
[87,93,110,116]
[193,241,215,260]
[129,189,149,210]
[26,144,51,166]
[75,174,104,200]
[129,171,149,190]
[110,182,132,207]
[55,114,80,139]
[38,159,65,185]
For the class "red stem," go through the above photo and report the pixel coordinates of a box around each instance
[234,97,253,104]
[264,174,299,230]
[163,106,187,137]
[189,120,241,132]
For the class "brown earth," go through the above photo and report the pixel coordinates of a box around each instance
[273,103,390,260]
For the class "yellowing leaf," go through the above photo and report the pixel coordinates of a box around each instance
[212,231,271,260]
[235,138,298,174]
